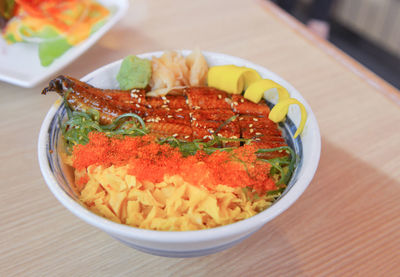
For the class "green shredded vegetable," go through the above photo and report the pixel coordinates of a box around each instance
[61,101,149,153]
[257,146,296,185]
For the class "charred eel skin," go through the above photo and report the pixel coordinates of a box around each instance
[42,75,148,124]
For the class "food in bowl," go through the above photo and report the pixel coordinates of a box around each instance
[41,50,306,231]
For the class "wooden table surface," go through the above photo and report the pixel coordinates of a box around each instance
[1,0,399,276]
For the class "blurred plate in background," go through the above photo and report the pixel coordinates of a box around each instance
[0,0,128,88]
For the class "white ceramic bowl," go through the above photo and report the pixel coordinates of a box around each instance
[38,51,321,257]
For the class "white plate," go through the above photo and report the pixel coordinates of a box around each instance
[0,0,128,88]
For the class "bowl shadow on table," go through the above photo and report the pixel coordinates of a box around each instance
[178,136,400,276]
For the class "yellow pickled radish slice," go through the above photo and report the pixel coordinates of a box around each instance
[242,68,262,88]
[244,79,290,103]
[207,65,261,94]
[269,98,307,138]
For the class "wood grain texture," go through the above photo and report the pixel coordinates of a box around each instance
[1,0,399,276]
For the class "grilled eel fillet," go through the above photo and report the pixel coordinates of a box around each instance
[42,75,289,158]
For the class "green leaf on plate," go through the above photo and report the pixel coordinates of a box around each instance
[38,37,71,66]
[4,33,17,43]
[90,19,106,35]
[36,26,60,39]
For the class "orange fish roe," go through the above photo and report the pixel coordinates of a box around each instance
[72,132,276,193]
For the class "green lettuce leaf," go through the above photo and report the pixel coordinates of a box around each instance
[38,37,71,66]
